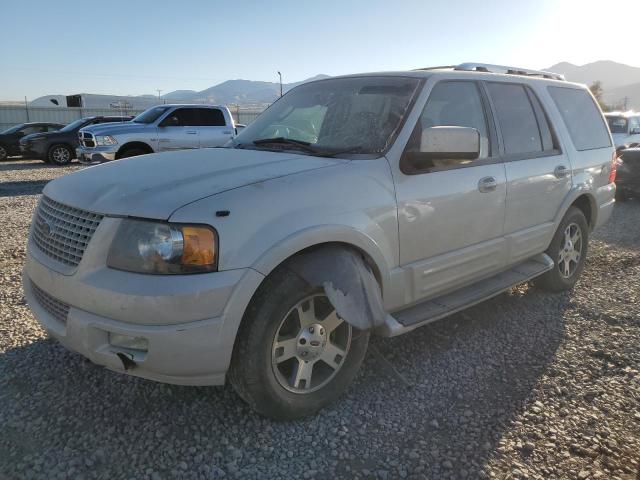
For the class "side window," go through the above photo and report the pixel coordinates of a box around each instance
[47,125,61,132]
[402,81,489,173]
[630,116,640,134]
[486,83,542,155]
[198,109,226,126]
[548,86,611,151]
[19,126,41,135]
[170,108,200,126]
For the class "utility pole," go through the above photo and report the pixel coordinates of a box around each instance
[277,71,283,97]
[156,89,163,104]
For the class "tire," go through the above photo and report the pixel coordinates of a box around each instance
[0,144,7,161]
[117,148,146,160]
[228,265,370,420]
[48,144,73,165]
[535,206,589,292]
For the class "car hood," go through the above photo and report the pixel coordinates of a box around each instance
[80,122,142,135]
[44,148,341,219]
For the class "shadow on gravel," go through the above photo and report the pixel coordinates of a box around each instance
[0,161,52,172]
[0,180,48,197]
[0,287,570,479]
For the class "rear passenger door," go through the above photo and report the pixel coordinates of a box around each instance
[157,108,200,151]
[395,80,508,303]
[485,82,570,264]
[197,108,233,147]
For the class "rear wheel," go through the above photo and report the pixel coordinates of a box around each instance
[48,144,73,165]
[0,145,7,161]
[535,206,589,292]
[229,267,369,420]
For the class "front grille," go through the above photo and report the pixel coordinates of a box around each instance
[32,196,103,268]
[79,132,95,148]
[31,281,69,324]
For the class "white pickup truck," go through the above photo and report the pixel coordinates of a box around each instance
[76,104,244,163]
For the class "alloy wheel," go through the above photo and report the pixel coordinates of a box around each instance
[558,222,582,278]
[52,147,70,163]
[271,294,352,393]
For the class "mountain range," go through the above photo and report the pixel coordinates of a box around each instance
[29,61,639,110]
[547,60,640,110]
[161,75,330,105]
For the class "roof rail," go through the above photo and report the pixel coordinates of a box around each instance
[415,63,565,81]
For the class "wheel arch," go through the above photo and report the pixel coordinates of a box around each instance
[116,141,154,159]
[554,189,598,233]
[250,226,392,295]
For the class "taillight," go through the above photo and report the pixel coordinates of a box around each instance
[609,151,617,184]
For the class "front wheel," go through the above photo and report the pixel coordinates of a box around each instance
[0,145,7,161]
[48,144,73,165]
[116,148,147,160]
[228,267,369,420]
[535,206,589,292]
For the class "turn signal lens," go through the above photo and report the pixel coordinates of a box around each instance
[182,226,216,266]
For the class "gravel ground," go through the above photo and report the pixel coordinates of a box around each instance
[1,159,639,480]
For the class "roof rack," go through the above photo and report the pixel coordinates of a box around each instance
[415,63,565,81]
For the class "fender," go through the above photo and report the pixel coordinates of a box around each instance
[552,184,598,233]
[251,224,393,295]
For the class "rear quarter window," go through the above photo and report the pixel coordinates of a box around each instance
[548,86,611,151]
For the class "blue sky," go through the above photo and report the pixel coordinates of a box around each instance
[1,0,638,100]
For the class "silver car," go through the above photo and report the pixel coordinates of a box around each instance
[76,104,242,163]
[23,63,616,419]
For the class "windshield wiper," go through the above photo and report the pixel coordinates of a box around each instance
[252,137,320,154]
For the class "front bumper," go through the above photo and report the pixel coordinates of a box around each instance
[22,221,265,385]
[20,142,47,159]
[76,145,118,164]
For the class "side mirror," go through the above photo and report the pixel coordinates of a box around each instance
[415,126,480,168]
[420,126,480,158]
[160,116,179,127]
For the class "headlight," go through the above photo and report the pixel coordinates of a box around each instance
[95,135,118,146]
[107,219,217,274]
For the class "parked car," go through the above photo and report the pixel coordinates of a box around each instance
[615,147,640,200]
[76,105,244,164]
[19,116,133,165]
[604,111,640,150]
[0,122,64,160]
[23,63,616,420]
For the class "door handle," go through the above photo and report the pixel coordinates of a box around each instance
[478,176,497,193]
[554,165,570,179]
[186,131,198,135]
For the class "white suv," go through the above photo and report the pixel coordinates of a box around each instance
[605,111,640,150]
[23,63,616,419]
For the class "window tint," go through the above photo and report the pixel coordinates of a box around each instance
[20,125,46,135]
[487,83,541,155]
[47,125,61,132]
[526,89,557,152]
[198,108,226,126]
[548,86,611,150]
[170,108,200,126]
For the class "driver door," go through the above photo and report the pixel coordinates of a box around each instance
[157,108,200,151]
[393,80,508,303]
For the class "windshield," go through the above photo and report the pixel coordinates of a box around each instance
[133,106,171,124]
[606,116,628,134]
[232,76,421,155]
[1,124,25,134]
[60,119,89,132]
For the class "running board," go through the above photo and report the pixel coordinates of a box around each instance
[378,253,554,337]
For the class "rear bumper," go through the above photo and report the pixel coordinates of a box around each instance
[595,183,616,229]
